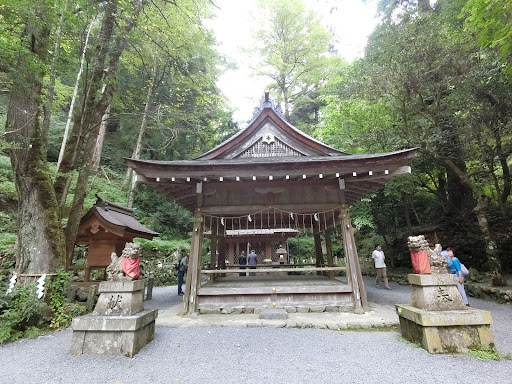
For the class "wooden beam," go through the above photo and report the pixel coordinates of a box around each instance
[325,230,335,279]
[201,267,349,274]
[183,211,204,315]
[130,160,415,181]
[200,203,343,215]
[202,178,339,193]
[340,209,367,311]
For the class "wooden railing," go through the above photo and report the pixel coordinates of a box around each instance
[201,266,346,274]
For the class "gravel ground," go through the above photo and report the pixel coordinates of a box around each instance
[1,278,510,384]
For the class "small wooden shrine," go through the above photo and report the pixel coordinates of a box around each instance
[210,228,298,266]
[127,92,417,314]
[72,195,158,282]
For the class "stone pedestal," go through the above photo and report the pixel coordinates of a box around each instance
[409,274,466,311]
[396,274,494,354]
[70,280,158,357]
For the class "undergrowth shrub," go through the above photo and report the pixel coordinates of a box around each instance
[0,284,45,343]
[50,268,87,329]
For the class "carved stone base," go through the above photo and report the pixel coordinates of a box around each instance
[93,280,145,316]
[69,310,157,357]
[70,280,157,357]
[396,304,494,353]
[397,273,495,354]
[409,274,466,311]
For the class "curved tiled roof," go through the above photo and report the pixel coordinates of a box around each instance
[80,195,158,238]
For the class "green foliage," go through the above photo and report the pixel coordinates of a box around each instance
[134,185,192,238]
[137,237,191,256]
[0,250,15,293]
[137,238,190,285]
[251,0,335,120]
[397,336,422,349]
[49,268,73,329]
[287,234,315,262]
[467,345,512,361]
[0,284,45,343]
[350,199,374,230]
[462,0,512,79]
[0,155,16,200]
[0,155,17,254]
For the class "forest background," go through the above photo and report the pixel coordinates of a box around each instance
[0,0,511,290]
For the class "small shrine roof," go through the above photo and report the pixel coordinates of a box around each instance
[79,195,159,239]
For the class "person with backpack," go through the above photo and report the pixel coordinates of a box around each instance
[447,250,469,306]
[177,254,189,296]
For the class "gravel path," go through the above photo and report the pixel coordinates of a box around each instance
[1,278,510,384]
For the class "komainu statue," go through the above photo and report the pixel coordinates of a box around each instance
[106,252,124,281]
[407,235,448,274]
[121,242,141,280]
[106,243,142,281]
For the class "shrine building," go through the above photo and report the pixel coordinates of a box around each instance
[127,92,417,315]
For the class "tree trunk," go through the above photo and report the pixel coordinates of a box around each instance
[56,18,94,175]
[402,192,412,234]
[92,104,111,171]
[127,61,158,207]
[63,1,142,262]
[473,196,507,286]
[41,0,68,154]
[54,4,117,208]
[425,149,507,286]
[5,4,66,273]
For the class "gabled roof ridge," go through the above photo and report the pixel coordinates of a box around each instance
[129,147,417,166]
[195,99,349,160]
[94,194,135,217]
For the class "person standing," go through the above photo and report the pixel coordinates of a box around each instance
[447,250,470,306]
[372,244,391,290]
[239,251,247,276]
[248,249,258,276]
[177,255,188,296]
[441,246,452,264]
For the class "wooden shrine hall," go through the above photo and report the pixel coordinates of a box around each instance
[72,195,158,283]
[127,92,417,315]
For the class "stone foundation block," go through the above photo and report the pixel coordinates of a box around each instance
[260,308,288,320]
[70,309,158,357]
[396,304,494,353]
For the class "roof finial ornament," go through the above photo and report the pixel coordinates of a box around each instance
[264,88,270,102]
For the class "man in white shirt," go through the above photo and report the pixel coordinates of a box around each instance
[372,245,391,290]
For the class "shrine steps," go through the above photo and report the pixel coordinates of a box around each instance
[197,275,355,313]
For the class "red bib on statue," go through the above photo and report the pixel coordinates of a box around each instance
[410,250,431,274]
[122,257,140,279]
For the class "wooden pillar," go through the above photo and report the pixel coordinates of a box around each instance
[210,233,217,269]
[218,235,226,276]
[265,242,272,261]
[233,242,238,265]
[228,242,234,266]
[340,205,368,312]
[314,232,324,275]
[183,210,204,315]
[210,233,217,281]
[325,230,335,279]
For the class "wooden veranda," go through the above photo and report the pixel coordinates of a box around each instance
[127,92,417,315]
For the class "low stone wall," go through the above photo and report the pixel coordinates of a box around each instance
[465,283,512,304]
[363,267,512,304]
